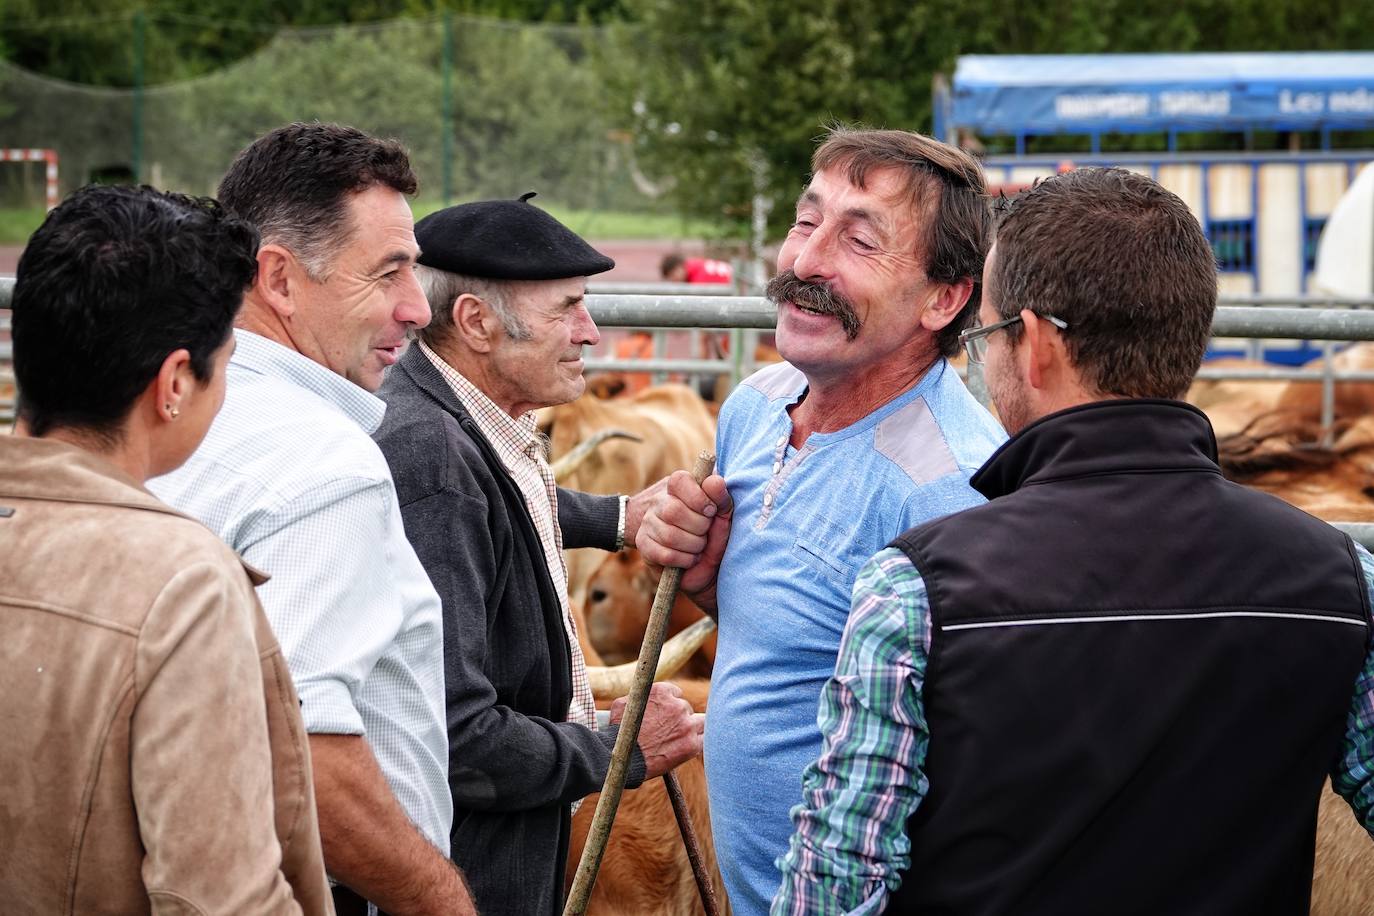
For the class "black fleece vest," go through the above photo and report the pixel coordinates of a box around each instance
[886,400,1369,916]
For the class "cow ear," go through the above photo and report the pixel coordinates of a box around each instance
[633,556,657,592]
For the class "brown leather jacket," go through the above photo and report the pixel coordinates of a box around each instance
[0,436,333,915]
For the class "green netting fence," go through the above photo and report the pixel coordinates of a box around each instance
[0,13,677,224]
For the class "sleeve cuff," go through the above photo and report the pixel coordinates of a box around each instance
[627,742,648,788]
[598,724,650,788]
[294,679,366,736]
[615,494,629,552]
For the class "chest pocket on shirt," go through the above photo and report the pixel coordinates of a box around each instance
[791,517,868,590]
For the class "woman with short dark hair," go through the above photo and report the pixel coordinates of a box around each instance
[0,185,331,914]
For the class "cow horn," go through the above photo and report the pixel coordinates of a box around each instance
[550,428,643,481]
[587,616,716,701]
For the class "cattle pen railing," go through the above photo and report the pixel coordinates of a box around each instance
[4,277,1374,547]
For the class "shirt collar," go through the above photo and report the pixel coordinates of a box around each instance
[970,399,1219,500]
[231,329,387,434]
[416,339,541,457]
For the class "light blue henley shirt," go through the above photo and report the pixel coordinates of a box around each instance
[705,358,1006,915]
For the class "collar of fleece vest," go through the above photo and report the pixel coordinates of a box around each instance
[970,398,1220,500]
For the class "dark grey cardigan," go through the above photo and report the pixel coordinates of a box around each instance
[374,346,646,916]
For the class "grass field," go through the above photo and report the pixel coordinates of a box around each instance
[0,208,48,245]
[0,201,723,245]
[412,199,723,240]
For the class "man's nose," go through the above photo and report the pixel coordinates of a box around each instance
[396,266,431,329]
[788,226,837,284]
[573,302,600,347]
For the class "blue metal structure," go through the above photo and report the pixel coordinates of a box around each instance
[935,53,1374,150]
[937,54,1374,367]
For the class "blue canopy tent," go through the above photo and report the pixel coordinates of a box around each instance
[936,53,1374,153]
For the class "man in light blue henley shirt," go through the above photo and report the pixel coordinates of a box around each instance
[637,127,1007,915]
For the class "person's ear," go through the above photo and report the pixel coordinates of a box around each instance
[1020,309,1058,390]
[253,244,302,320]
[152,348,197,423]
[452,293,498,353]
[919,277,975,333]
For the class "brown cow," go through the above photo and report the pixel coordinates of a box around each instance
[1186,358,1291,439]
[583,549,717,676]
[1276,342,1374,424]
[1314,781,1374,916]
[567,679,729,916]
[1216,411,1374,521]
[540,383,716,618]
[539,383,716,495]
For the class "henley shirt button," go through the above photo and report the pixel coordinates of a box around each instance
[772,461,782,474]
[763,492,774,507]
[775,435,786,447]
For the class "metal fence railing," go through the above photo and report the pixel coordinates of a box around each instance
[0,306,11,430]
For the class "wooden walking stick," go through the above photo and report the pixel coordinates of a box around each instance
[664,769,723,916]
[564,451,720,916]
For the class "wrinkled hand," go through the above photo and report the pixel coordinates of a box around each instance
[609,682,705,780]
[633,471,732,614]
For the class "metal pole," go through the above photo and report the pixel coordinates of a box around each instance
[441,11,454,205]
[1321,341,1337,446]
[131,10,145,182]
[564,452,716,916]
[729,327,745,389]
[652,329,667,385]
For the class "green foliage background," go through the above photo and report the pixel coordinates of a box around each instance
[612,0,1369,234]
[0,0,1367,238]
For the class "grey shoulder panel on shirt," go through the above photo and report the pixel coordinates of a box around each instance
[874,396,959,487]
[740,361,806,400]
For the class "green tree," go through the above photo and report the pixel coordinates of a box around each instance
[0,0,628,88]
[611,0,1371,235]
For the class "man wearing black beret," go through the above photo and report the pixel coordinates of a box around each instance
[372,194,705,916]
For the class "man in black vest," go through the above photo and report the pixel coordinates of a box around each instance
[772,167,1374,915]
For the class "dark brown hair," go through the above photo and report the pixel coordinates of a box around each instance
[990,167,1216,399]
[811,127,991,357]
[217,121,417,280]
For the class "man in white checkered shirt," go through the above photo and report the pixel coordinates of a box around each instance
[150,123,474,916]
[372,195,704,916]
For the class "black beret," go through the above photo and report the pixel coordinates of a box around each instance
[415,192,615,280]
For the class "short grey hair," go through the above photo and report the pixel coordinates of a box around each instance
[415,264,531,344]
[260,220,340,282]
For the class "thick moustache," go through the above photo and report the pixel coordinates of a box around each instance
[767,269,861,340]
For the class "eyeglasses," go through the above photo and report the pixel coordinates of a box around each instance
[959,314,1069,364]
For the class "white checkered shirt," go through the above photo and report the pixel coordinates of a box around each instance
[150,330,453,854]
[418,340,598,734]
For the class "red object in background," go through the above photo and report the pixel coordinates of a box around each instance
[614,331,656,396]
[682,258,733,285]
